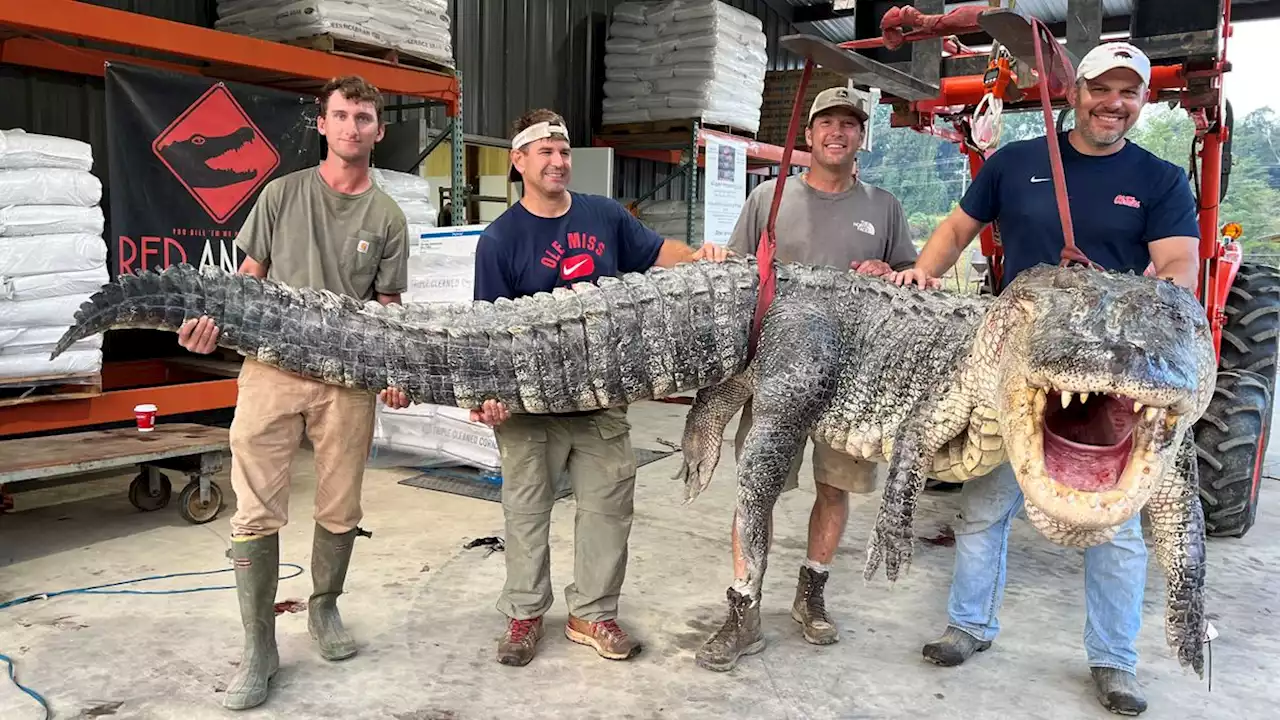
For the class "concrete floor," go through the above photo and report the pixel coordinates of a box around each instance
[1,400,1277,720]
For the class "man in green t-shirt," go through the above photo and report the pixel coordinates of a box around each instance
[175,75,411,711]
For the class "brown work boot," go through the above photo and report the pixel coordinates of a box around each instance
[791,565,839,645]
[922,626,992,666]
[695,587,765,672]
[565,616,642,660]
[496,616,543,666]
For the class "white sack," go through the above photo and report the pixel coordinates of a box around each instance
[1,266,109,302]
[0,205,104,237]
[0,348,101,380]
[0,129,94,172]
[0,325,102,355]
[0,293,88,329]
[0,169,102,208]
[0,233,107,277]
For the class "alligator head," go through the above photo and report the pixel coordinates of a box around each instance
[987,264,1216,532]
[156,126,259,188]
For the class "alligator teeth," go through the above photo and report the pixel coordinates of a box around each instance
[1061,391,1072,408]
[1133,400,1144,413]
[1144,406,1158,423]
[1080,392,1089,404]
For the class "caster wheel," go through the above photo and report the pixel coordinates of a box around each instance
[129,472,172,511]
[178,479,223,524]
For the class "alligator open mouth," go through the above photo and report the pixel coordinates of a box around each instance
[1026,385,1179,500]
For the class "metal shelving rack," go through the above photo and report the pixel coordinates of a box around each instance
[0,0,466,436]
[592,119,813,246]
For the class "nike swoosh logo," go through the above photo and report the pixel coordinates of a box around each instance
[1030,176,1051,183]
[562,258,590,276]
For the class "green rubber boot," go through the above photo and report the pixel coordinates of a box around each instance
[308,524,360,661]
[223,534,280,711]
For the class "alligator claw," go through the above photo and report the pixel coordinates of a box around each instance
[863,515,914,583]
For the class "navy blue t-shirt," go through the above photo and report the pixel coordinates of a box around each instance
[473,192,666,302]
[960,131,1199,290]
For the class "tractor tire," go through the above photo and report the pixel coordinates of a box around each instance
[1194,370,1271,538]
[1220,261,1280,391]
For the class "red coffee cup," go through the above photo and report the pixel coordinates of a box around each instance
[134,403,157,432]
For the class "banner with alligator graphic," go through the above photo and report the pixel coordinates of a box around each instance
[105,62,322,277]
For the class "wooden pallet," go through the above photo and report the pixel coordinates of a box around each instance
[282,34,456,76]
[0,372,103,407]
[598,118,757,139]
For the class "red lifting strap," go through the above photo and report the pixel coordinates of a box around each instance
[881,5,988,50]
[1027,16,1101,270]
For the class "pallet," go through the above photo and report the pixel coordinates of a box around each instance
[0,372,102,407]
[282,34,456,76]
[598,118,757,139]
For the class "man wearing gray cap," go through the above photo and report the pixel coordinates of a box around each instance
[696,86,921,672]
[892,41,1198,716]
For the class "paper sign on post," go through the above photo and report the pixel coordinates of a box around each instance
[702,135,748,248]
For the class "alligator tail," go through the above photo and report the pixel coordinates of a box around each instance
[52,260,761,413]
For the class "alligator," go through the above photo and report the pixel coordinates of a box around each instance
[155,126,259,188]
[50,258,1213,676]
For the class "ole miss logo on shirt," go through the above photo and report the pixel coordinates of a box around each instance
[540,232,607,281]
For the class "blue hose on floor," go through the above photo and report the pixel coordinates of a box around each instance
[0,563,304,718]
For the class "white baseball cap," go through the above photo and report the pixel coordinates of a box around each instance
[1076,41,1151,86]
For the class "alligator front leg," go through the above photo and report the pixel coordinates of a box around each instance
[731,300,841,603]
[676,368,755,503]
[865,400,970,583]
[1145,432,1207,677]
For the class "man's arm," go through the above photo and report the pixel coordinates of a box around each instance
[1149,236,1199,291]
[892,151,1003,288]
[374,213,410,306]
[1144,167,1202,292]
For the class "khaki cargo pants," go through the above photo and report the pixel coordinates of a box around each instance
[734,398,880,494]
[228,358,377,537]
[493,406,638,623]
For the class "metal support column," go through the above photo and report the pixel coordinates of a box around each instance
[451,70,466,226]
[1067,0,1105,63]
[687,121,700,247]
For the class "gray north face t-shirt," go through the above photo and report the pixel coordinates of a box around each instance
[727,174,917,271]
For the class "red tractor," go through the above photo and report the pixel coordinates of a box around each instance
[767,0,1279,537]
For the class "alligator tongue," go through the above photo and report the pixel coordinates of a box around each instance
[1042,395,1138,492]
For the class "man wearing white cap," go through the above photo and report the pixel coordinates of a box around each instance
[891,42,1199,715]
[470,108,729,668]
[696,86,920,672]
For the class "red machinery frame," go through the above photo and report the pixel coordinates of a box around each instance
[0,0,461,437]
[761,1,1257,501]
[763,2,1239,347]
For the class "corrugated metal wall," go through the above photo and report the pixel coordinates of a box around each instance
[449,0,802,204]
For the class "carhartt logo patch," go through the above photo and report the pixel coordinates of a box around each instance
[357,239,370,253]
[1114,194,1141,208]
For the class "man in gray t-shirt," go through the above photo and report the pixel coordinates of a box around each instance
[698,86,918,672]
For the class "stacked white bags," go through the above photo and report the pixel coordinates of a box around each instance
[0,129,108,381]
[602,0,768,133]
[638,198,705,246]
[214,0,455,69]
[372,167,438,229]
[371,224,501,471]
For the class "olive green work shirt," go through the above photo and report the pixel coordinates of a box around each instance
[235,167,409,300]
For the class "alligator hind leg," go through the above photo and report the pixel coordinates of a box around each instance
[676,368,755,503]
[730,301,842,603]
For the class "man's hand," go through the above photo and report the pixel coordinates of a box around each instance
[888,267,944,290]
[469,399,511,427]
[851,259,893,277]
[379,387,410,409]
[177,316,220,354]
[692,243,733,263]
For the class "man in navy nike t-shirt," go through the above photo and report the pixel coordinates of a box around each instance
[892,42,1199,715]
[469,108,729,669]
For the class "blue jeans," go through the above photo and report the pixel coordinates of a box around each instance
[944,464,1147,674]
